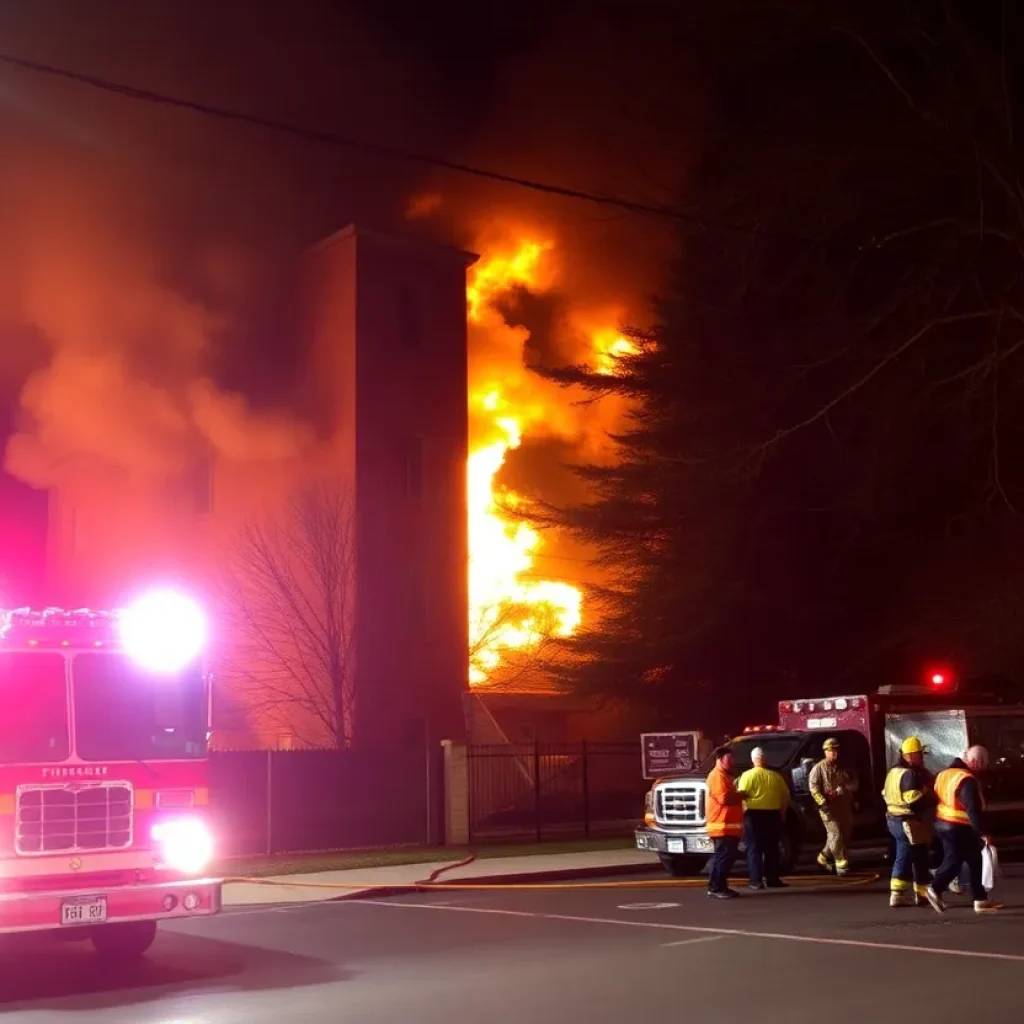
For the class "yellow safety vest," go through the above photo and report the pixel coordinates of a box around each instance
[882,766,924,817]
[935,768,983,825]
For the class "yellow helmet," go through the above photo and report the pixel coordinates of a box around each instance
[901,736,923,755]
[823,737,840,751]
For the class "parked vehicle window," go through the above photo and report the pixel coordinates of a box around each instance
[968,714,1024,769]
[729,735,803,771]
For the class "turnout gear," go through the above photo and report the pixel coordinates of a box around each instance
[883,765,928,818]
[809,754,856,875]
[882,755,934,906]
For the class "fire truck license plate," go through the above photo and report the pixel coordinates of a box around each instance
[61,897,107,926]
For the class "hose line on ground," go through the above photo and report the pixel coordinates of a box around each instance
[225,872,881,893]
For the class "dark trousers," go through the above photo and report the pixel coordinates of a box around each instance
[708,836,740,892]
[886,815,931,893]
[744,809,783,886]
[932,823,987,901]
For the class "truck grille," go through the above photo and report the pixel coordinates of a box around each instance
[655,781,706,825]
[15,783,134,855]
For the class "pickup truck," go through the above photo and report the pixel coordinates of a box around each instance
[635,730,818,876]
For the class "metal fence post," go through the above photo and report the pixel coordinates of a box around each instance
[533,739,542,843]
[424,719,432,847]
[581,740,590,839]
[265,748,273,856]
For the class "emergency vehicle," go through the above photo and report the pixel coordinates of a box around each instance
[0,588,221,956]
[635,673,1024,877]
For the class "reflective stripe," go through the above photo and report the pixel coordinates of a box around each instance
[706,822,743,837]
[935,768,982,825]
[883,767,915,816]
[891,877,910,892]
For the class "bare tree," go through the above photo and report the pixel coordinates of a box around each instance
[469,597,569,692]
[220,482,355,748]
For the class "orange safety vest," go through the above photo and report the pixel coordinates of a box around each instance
[935,767,984,825]
[706,765,744,838]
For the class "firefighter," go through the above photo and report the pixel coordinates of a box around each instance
[882,736,935,907]
[736,746,790,889]
[808,736,857,876]
[705,745,748,900]
[925,746,1001,913]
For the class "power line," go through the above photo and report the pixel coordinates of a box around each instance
[0,49,766,238]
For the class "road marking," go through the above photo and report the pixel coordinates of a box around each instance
[358,900,1024,964]
[662,935,727,948]
[618,902,680,911]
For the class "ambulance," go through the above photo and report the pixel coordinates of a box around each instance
[636,674,1024,877]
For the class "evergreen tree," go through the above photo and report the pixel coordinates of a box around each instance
[539,1,1024,727]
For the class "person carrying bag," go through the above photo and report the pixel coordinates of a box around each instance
[925,746,1002,914]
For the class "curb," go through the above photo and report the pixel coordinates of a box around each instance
[322,859,661,903]
[432,861,661,888]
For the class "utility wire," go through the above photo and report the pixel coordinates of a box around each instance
[0,49,774,240]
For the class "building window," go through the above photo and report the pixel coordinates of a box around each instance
[193,459,213,516]
[401,436,424,499]
[398,284,421,350]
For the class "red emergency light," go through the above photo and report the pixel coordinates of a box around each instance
[924,665,954,690]
[742,724,781,734]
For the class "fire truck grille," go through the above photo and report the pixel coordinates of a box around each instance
[15,784,134,855]
[655,781,706,825]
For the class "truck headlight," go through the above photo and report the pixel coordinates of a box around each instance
[644,789,654,813]
[152,816,214,874]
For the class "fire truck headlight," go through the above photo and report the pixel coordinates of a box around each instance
[152,816,214,874]
[119,589,206,673]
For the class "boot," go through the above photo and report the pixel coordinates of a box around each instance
[890,890,912,908]
[924,887,946,914]
[974,900,1002,913]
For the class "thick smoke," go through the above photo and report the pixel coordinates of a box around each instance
[0,1,447,489]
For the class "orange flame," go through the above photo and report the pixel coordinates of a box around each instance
[466,236,629,686]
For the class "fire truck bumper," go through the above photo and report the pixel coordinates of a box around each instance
[0,877,222,934]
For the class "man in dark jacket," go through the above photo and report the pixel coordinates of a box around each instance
[926,746,1001,913]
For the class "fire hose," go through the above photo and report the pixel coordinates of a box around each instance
[224,856,882,895]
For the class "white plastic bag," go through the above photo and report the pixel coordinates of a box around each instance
[982,843,1000,892]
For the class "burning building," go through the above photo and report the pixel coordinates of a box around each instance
[38,224,475,750]
[12,213,647,747]
[7,202,645,749]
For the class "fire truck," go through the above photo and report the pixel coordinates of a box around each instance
[0,588,221,956]
[635,675,1024,877]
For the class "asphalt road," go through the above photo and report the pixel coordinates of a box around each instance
[3,868,1024,1023]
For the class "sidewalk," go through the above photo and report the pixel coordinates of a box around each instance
[223,847,657,906]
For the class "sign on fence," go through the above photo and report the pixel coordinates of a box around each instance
[640,731,699,779]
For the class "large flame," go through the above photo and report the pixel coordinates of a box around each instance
[466,236,630,686]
